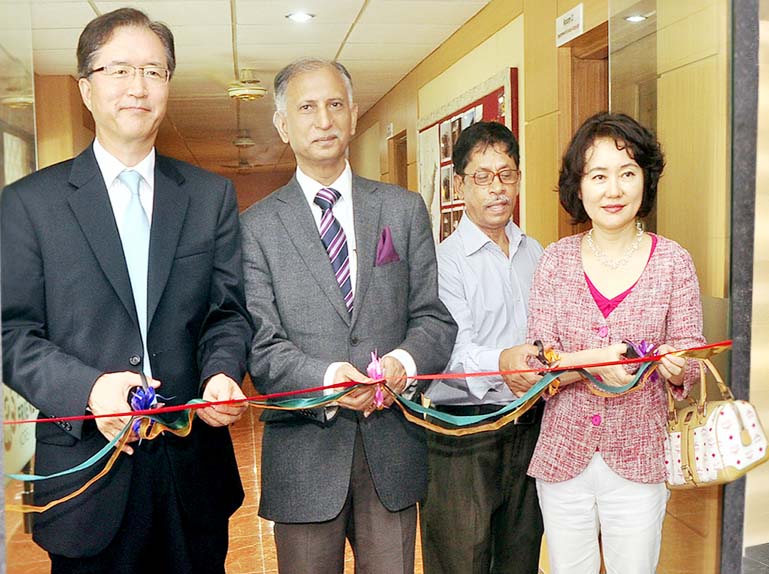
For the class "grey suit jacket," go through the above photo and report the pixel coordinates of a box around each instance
[1,145,253,557]
[241,174,456,523]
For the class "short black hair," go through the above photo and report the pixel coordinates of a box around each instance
[77,8,175,79]
[451,121,519,175]
[559,112,665,224]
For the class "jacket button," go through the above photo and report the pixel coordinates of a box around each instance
[350,336,359,346]
[129,355,141,366]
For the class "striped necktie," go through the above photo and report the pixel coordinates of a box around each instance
[314,187,353,314]
[118,169,152,376]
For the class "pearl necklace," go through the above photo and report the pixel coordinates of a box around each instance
[585,221,644,270]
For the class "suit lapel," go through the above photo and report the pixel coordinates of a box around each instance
[276,179,351,325]
[67,146,137,323]
[147,157,189,327]
[350,175,383,326]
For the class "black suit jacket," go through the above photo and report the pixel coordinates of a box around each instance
[1,145,253,557]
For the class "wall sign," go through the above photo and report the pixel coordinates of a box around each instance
[556,3,584,47]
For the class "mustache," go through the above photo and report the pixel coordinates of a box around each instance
[483,195,511,208]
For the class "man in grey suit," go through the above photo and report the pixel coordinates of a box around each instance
[2,8,252,573]
[241,58,457,573]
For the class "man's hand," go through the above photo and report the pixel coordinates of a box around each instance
[656,344,686,386]
[369,355,408,412]
[499,344,541,397]
[88,371,161,455]
[334,363,377,412]
[198,373,248,427]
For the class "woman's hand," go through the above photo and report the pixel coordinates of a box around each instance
[550,343,634,389]
[655,344,686,386]
[582,343,635,388]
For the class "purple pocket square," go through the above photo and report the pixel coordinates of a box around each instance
[375,226,401,266]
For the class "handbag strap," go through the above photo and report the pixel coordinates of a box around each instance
[667,357,734,422]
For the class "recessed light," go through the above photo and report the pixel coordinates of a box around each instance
[286,12,315,23]
[624,15,647,23]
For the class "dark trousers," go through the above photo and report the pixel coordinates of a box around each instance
[49,439,229,574]
[419,403,544,574]
[274,428,417,574]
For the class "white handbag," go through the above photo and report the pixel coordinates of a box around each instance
[664,358,769,489]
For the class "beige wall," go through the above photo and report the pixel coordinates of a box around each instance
[350,0,524,190]
[349,122,382,181]
[34,75,93,168]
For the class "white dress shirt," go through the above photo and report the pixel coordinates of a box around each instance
[427,215,544,405]
[92,138,155,376]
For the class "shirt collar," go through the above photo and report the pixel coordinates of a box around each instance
[92,138,156,189]
[296,161,353,207]
[458,215,524,257]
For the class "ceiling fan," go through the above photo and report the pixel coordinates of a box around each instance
[219,97,265,174]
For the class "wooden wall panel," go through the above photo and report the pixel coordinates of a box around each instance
[523,0,558,121]
[657,56,728,298]
[659,488,722,574]
[523,112,559,247]
[34,75,93,168]
[657,3,720,74]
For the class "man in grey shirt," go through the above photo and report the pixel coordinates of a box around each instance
[420,121,545,574]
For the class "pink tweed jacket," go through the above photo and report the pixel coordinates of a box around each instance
[526,233,705,484]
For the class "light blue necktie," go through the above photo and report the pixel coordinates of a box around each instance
[118,170,151,376]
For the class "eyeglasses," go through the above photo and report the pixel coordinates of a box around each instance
[88,64,170,84]
[460,168,521,186]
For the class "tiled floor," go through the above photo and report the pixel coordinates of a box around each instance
[4,382,423,573]
[744,544,769,574]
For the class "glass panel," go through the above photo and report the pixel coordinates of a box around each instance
[744,3,769,570]
[1,0,38,560]
[609,1,732,573]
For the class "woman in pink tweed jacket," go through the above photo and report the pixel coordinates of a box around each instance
[526,113,705,574]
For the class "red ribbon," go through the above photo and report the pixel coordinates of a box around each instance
[3,340,731,426]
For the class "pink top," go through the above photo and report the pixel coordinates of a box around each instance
[586,234,659,318]
[526,233,705,484]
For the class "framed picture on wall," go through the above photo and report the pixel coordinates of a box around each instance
[439,120,452,162]
[440,164,452,206]
[461,107,476,131]
[451,207,463,232]
[441,211,452,240]
[450,116,461,146]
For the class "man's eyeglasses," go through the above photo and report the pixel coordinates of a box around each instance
[88,64,170,84]
[460,168,521,186]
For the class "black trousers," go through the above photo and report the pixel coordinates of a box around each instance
[49,439,229,574]
[419,403,544,574]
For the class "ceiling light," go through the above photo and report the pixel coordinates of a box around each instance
[286,12,315,23]
[624,15,647,23]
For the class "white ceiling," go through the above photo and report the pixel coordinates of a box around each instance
[18,0,491,175]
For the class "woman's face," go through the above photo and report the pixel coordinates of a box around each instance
[580,137,644,231]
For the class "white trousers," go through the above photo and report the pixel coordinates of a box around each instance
[536,452,668,574]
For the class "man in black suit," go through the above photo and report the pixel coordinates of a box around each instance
[241,59,457,573]
[1,8,253,573]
